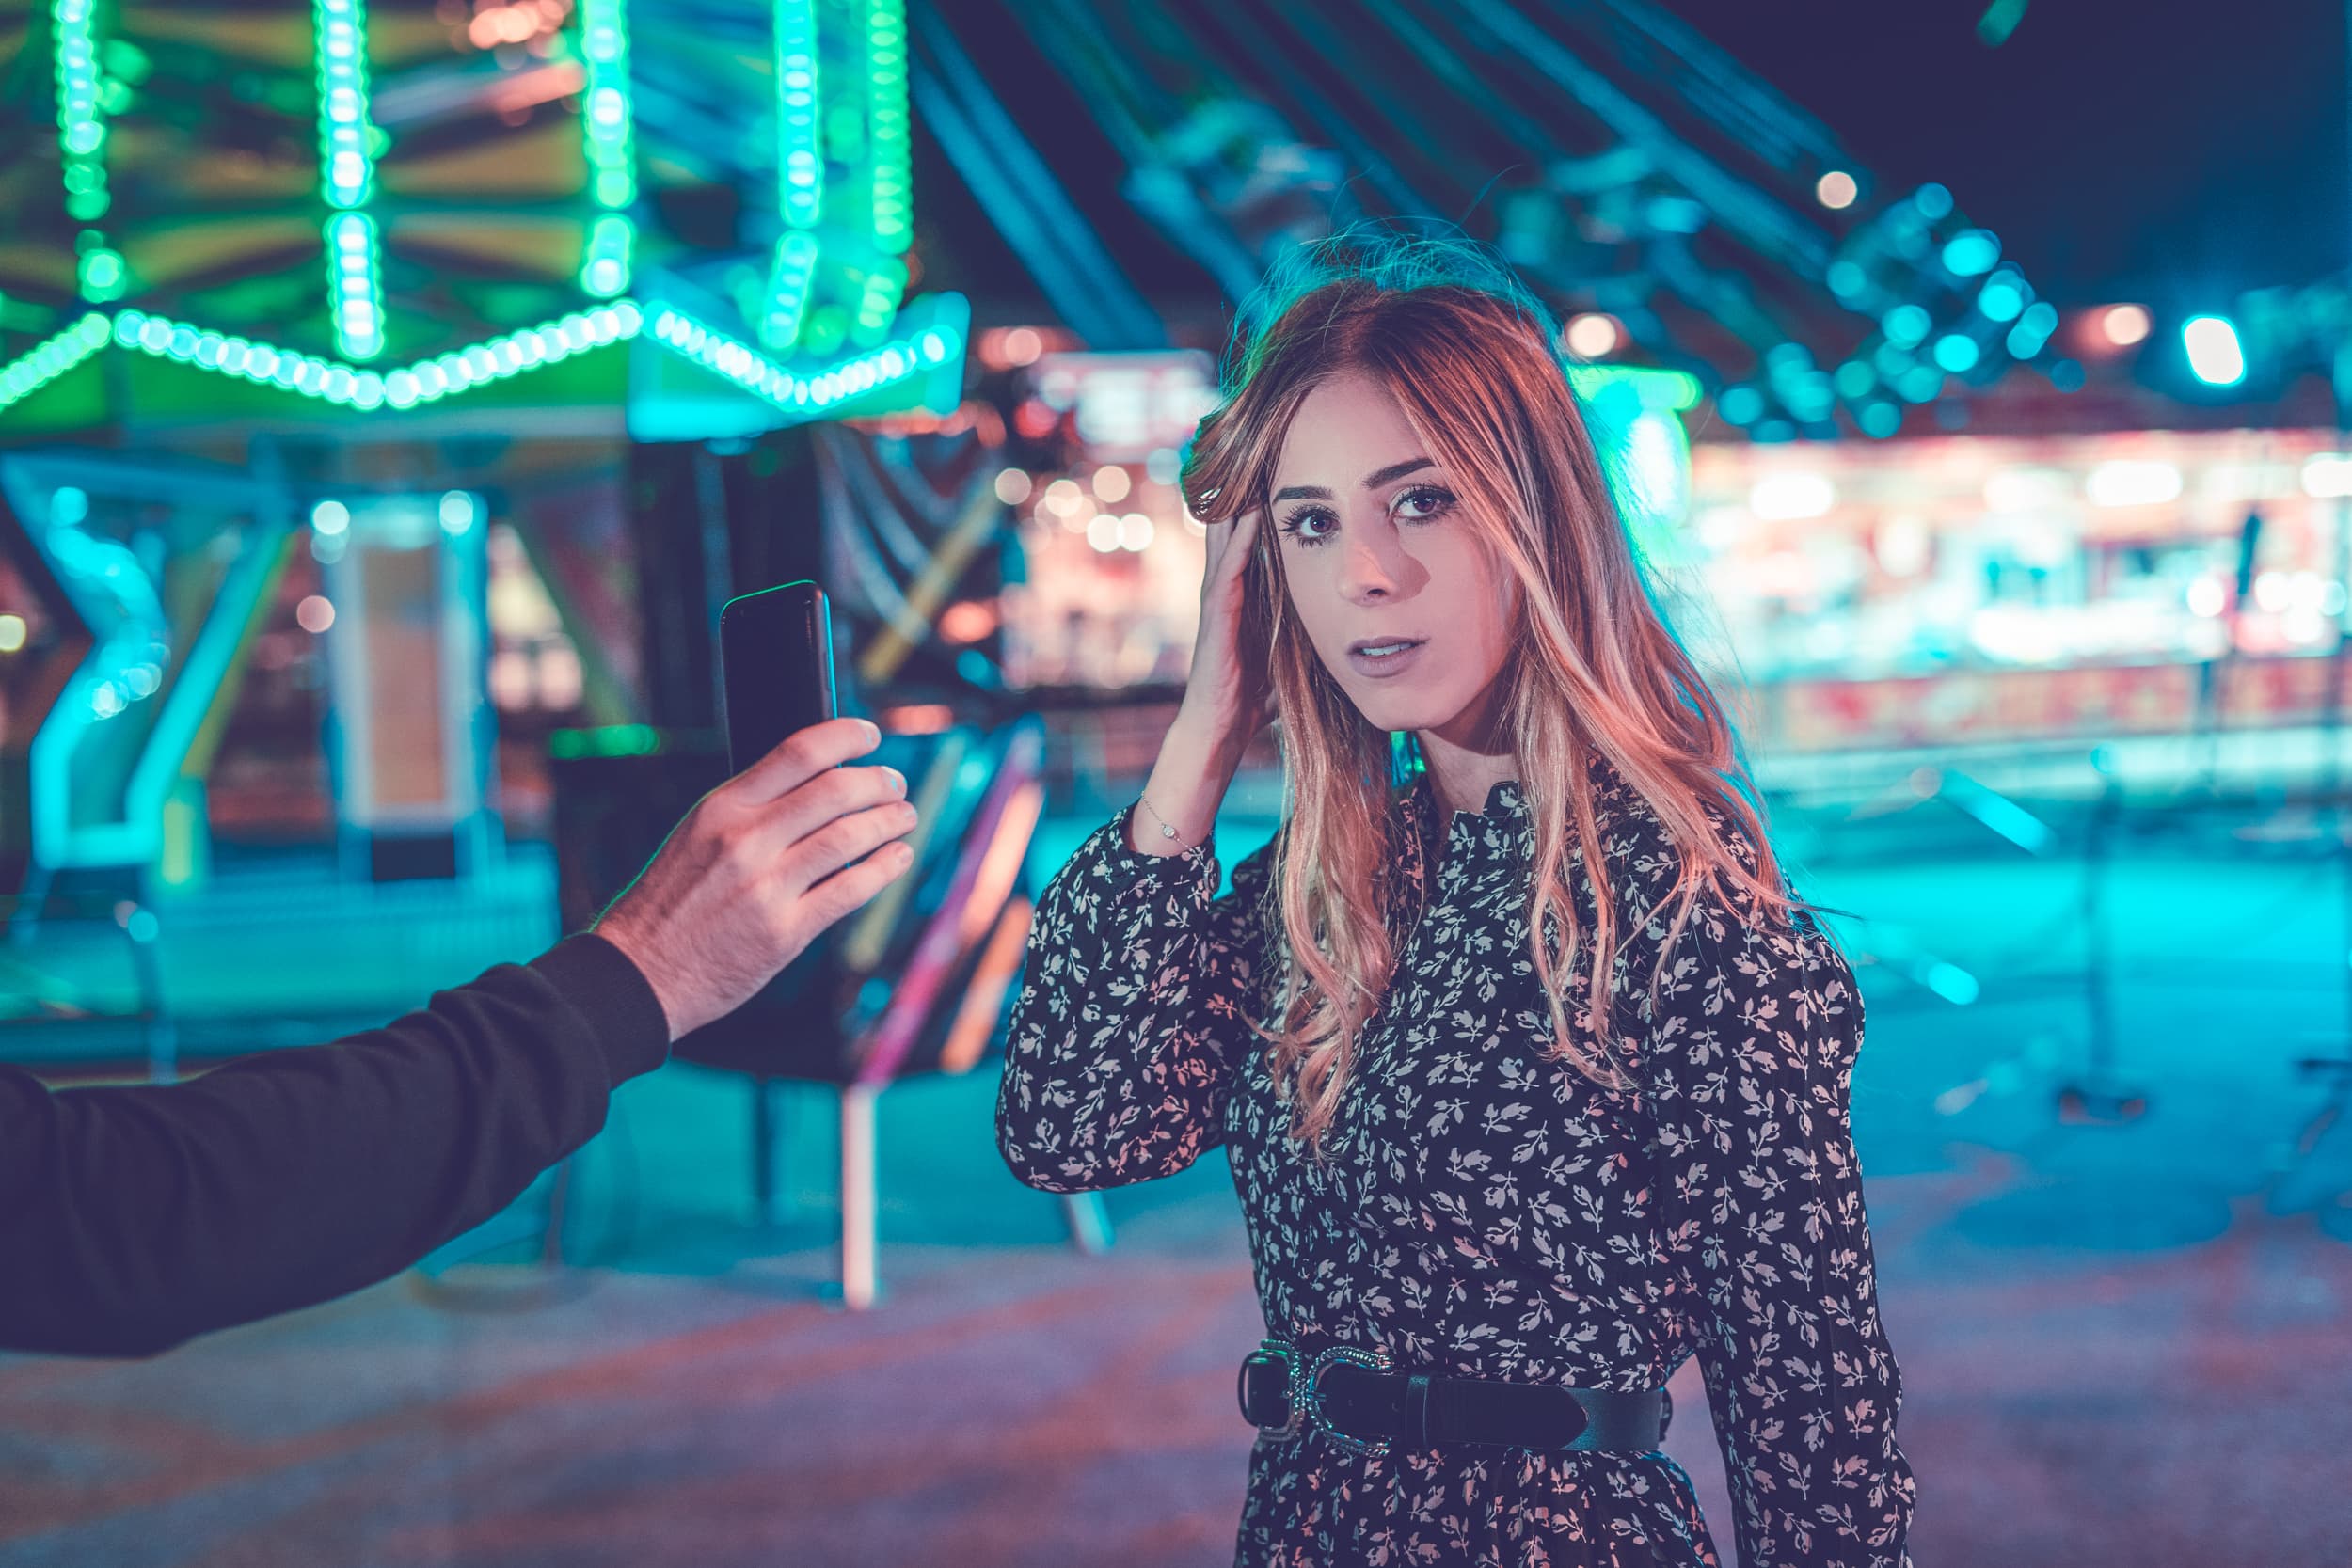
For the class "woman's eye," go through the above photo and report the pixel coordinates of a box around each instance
[1279,507,1336,546]
[1394,484,1456,522]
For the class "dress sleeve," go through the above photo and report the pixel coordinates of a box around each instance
[995,803,1277,1194]
[1629,832,1916,1567]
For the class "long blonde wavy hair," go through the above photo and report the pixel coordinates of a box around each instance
[1181,230,1821,1144]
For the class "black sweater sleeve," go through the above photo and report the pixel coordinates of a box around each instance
[0,933,669,1357]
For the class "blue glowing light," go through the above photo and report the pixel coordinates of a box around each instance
[1883,304,1931,347]
[1941,230,2000,277]
[1898,365,1945,404]
[1858,401,1902,438]
[1716,386,1765,425]
[1932,334,1980,373]
[2182,316,2246,388]
[1977,276,2026,323]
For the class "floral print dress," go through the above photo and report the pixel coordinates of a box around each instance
[996,757,1915,1567]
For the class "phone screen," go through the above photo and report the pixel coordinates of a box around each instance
[719,580,838,773]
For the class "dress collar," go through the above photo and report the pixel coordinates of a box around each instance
[1399,772,1534,881]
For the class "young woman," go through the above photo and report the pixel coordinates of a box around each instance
[996,233,1915,1567]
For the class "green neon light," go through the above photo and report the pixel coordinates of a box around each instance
[316,0,382,367]
[55,0,109,225]
[1,298,961,423]
[580,0,635,209]
[761,229,820,352]
[99,302,644,411]
[865,0,910,251]
[316,0,375,209]
[0,314,111,411]
[581,212,634,298]
[118,309,371,405]
[850,254,907,344]
[649,304,956,412]
[776,0,822,230]
[549,722,661,759]
[1567,364,1703,413]
[76,244,128,304]
[326,212,386,360]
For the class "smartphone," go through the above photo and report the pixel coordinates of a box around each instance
[719,580,838,774]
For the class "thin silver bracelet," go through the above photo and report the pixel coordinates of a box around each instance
[1136,795,1191,849]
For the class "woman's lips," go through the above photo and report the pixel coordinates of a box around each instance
[1344,638,1428,679]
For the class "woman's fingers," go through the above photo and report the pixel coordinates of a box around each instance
[1202,508,1261,621]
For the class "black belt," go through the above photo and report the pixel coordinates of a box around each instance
[1238,1338,1664,1459]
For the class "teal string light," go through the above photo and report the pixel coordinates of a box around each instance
[581,212,634,298]
[103,303,643,411]
[580,0,636,209]
[761,229,821,351]
[0,313,113,412]
[326,212,385,360]
[651,304,956,413]
[850,254,907,346]
[55,0,109,224]
[776,0,822,230]
[865,0,910,251]
[3,298,963,425]
[315,0,375,209]
[76,245,127,304]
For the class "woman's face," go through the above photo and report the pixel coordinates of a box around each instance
[1265,372,1516,740]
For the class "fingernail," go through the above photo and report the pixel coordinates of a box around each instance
[860,719,882,743]
[886,768,905,796]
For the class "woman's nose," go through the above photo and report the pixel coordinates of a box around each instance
[1339,538,1396,602]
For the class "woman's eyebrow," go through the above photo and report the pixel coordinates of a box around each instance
[1271,457,1437,502]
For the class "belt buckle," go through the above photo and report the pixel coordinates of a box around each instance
[1239,1339,1304,1440]
[1245,1338,1396,1457]
[1301,1343,1393,1459]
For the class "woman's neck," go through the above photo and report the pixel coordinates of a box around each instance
[1415,726,1517,819]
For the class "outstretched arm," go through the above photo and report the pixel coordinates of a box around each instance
[2,716,916,1357]
[0,937,662,1357]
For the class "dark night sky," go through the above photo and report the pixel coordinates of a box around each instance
[922,1,2349,331]
[1653,0,2347,310]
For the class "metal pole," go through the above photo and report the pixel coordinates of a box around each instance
[838,1083,879,1310]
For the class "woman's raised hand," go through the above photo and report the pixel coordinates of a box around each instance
[1175,506,1274,769]
[1133,508,1272,856]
